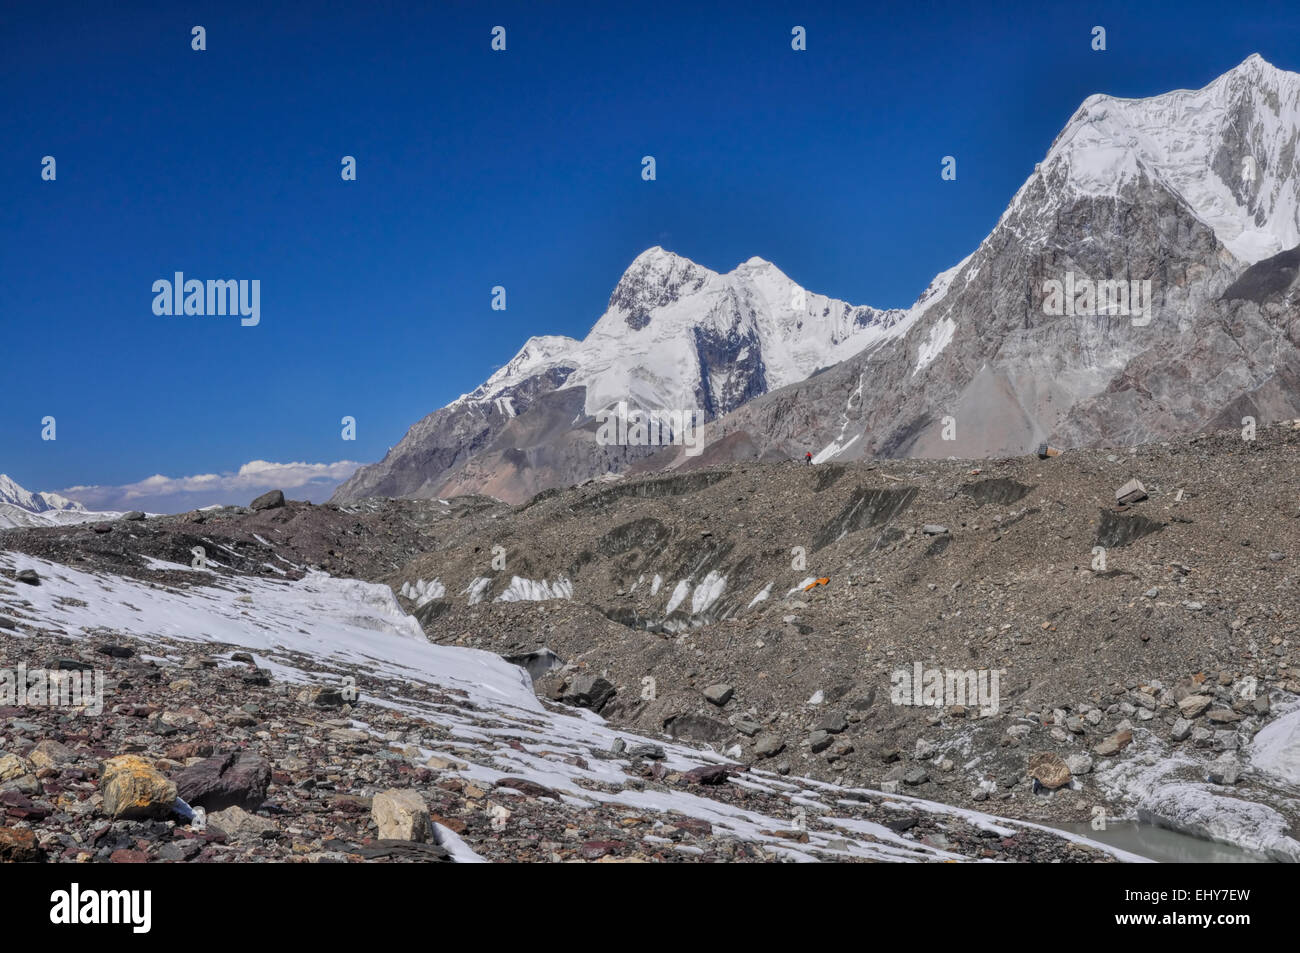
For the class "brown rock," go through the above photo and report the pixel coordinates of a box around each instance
[431,814,467,834]
[494,777,560,801]
[769,829,810,842]
[1115,479,1148,505]
[174,750,271,811]
[683,764,731,785]
[1093,729,1134,757]
[164,741,214,761]
[208,805,276,840]
[1027,751,1071,789]
[250,489,285,510]
[109,849,150,863]
[28,740,78,770]
[579,840,623,860]
[0,827,43,862]
[672,817,713,837]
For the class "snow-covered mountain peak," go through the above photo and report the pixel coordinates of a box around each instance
[0,474,123,529]
[442,242,924,429]
[1044,54,1300,262]
[630,244,680,265]
[603,247,716,333]
[623,244,713,285]
[0,474,86,514]
[563,248,914,417]
[1221,52,1285,85]
[34,490,82,512]
[731,256,801,301]
[0,474,41,512]
[729,256,800,303]
[337,59,1300,506]
[459,334,581,403]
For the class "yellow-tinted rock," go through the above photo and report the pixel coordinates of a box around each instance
[101,755,177,819]
[28,739,76,770]
[0,754,31,783]
[372,788,432,842]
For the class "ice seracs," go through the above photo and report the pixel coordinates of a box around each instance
[495,576,573,602]
[399,577,445,608]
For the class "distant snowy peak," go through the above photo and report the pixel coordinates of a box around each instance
[459,246,914,419]
[576,248,915,416]
[1045,53,1300,263]
[0,474,120,529]
[0,474,87,515]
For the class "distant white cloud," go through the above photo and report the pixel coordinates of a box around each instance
[62,460,361,514]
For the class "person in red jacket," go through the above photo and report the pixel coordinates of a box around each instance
[805,451,813,465]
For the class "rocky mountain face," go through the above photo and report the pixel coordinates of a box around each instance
[332,248,916,504]
[689,54,1300,467]
[337,54,1300,505]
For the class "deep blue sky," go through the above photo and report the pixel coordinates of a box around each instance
[3,0,1299,509]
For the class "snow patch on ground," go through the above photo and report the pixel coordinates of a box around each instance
[1095,727,1300,862]
[140,556,210,574]
[1248,699,1300,784]
[665,579,690,614]
[914,316,956,375]
[787,576,817,596]
[813,373,865,464]
[747,582,773,609]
